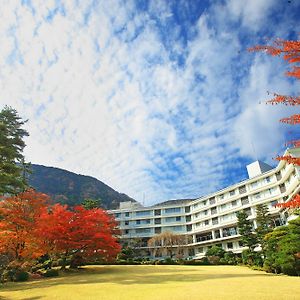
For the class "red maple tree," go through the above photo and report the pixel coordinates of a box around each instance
[249,38,300,209]
[36,204,121,268]
[0,189,49,261]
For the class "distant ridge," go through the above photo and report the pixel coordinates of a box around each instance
[28,164,137,210]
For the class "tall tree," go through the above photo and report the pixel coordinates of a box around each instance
[0,189,49,261]
[0,106,29,195]
[255,204,272,254]
[236,210,258,252]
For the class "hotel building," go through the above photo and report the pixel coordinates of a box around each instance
[110,148,300,258]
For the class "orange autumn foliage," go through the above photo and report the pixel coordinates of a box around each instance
[276,194,300,209]
[249,39,300,79]
[36,204,121,262]
[0,189,49,260]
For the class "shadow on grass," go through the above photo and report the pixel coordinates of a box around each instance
[0,265,271,293]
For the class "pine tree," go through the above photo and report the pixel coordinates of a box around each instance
[0,106,29,195]
[236,210,257,251]
[255,204,272,254]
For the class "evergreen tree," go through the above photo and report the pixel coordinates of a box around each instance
[0,106,29,195]
[255,204,272,254]
[237,210,257,251]
[82,198,101,210]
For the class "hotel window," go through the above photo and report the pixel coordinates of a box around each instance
[169,226,183,231]
[212,217,218,225]
[251,181,259,189]
[136,228,151,234]
[215,229,221,239]
[186,215,191,222]
[154,218,161,224]
[155,227,161,234]
[136,210,151,216]
[231,200,237,207]
[219,194,224,200]
[205,220,209,226]
[198,247,204,253]
[279,184,286,193]
[165,207,181,214]
[185,206,191,213]
[211,207,217,215]
[270,200,278,207]
[125,230,129,234]
[154,209,161,216]
[229,190,235,196]
[209,197,216,205]
[239,185,246,194]
[253,192,261,199]
[227,242,233,249]
[125,212,130,217]
[245,208,252,216]
[276,172,282,181]
[115,213,121,218]
[176,216,181,221]
[136,220,141,225]
[265,176,271,183]
[124,221,129,226]
[241,196,249,205]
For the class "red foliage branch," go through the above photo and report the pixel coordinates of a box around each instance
[266,94,300,106]
[280,114,300,125]
[275,155,300,166]
[276,194,300,209]
[248,39,300,77]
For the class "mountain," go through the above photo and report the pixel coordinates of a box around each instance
[28,164,137,210]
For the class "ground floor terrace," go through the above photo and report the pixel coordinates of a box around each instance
[1,265,299,300]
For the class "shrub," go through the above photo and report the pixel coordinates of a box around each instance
[15,271,29,282]
[206,246,225,258]
[42,269,59,277]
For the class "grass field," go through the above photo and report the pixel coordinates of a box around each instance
[0,265,300,300]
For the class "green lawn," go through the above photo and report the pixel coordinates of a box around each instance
[0,265,299,300]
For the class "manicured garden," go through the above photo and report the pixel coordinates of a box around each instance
[1,265,300,300]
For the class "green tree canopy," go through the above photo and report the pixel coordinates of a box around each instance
[0,106,29,195]
[237,210,257,251]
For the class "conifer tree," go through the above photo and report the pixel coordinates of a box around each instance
[236,210,257,251]
[0,106,29,195]
[255,204,272,254]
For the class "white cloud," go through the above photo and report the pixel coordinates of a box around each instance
[0,0,298,205]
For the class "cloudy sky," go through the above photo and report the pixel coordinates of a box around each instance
[0,0,299,205]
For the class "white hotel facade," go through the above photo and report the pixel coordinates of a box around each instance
[110,148,300,259]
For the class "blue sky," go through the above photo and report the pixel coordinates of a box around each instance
[0,0,299,205]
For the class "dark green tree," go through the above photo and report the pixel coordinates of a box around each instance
[264,216,300,276]
[0,106,29,195]
[255,204,272,254]
[237,210,258,252]
[206,245,225,258]
[82,198,101,210]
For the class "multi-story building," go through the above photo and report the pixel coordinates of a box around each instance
[109,148,300,259]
